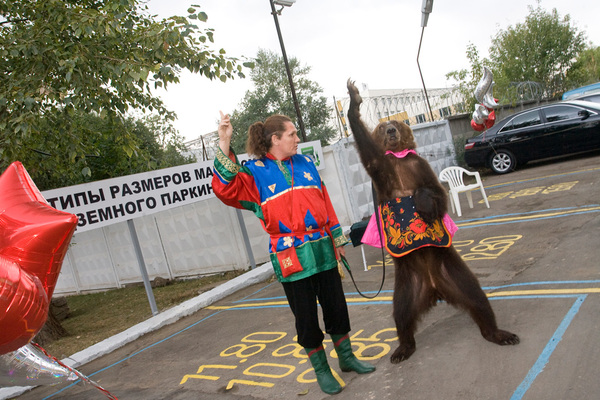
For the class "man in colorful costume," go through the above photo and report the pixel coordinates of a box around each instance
[212,112,375,395]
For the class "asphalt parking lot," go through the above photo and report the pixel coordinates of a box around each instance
[11,151,600,400]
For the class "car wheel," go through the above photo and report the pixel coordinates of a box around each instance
[489,149,516,174]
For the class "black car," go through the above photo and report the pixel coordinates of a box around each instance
[464,100,600,174]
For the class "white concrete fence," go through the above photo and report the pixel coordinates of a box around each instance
[48,120,456,295]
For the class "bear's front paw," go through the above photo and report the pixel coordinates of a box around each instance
[416,209,437,226]
[415,188,444,224]
[347,78,363,106]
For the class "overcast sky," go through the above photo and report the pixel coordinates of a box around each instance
[146,0,600,141]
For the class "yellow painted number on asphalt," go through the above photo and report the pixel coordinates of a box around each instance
[482,181,578,203]
[179,328,399,390]
[455,235,523,260]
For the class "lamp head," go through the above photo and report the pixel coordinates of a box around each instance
[420,0,434,27]
[273,0,296,6]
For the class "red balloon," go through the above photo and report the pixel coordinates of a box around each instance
[471,119,485,131]
[0,162,78,354]
[0,256,49,355]
[485,111,496,129]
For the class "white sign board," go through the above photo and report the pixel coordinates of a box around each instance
[42,141,323,233]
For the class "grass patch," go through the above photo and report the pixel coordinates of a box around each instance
[42,270,246,359]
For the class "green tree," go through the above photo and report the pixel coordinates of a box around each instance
[0,0,251,177]
[446,2,588,105]
[229,49,336,153]
[25,112,194,190]
[489,2,586,100]
[565,46,600,88]
[445,43,489,113]
[84,115,194,183]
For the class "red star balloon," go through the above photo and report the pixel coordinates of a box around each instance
[0,162,78,354]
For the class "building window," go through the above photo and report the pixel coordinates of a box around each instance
[416,114,426,124]
[439,107,451,118]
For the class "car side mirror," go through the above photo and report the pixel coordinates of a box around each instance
[578,109,591,120]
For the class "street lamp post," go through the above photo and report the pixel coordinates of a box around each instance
[417,0,435,122]
[269,0,307,141]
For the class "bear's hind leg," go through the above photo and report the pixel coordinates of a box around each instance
[391,260,437,363]
[435,249,520,346]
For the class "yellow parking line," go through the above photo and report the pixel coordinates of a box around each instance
[207,288,600,310]
[207,301,290,310]
[343,288,600,302]
[456,206,600,227]
[347,297,392,303]
[485,166,600,189]
[488,288,600,297]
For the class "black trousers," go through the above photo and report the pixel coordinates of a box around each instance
[282,267,351,348]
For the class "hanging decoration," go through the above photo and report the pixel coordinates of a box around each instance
[470,67,498,131]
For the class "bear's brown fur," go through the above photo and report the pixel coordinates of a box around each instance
[346,79,519,363]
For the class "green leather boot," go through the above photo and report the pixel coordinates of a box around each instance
[331,334,376,374]
[305,346,343,395]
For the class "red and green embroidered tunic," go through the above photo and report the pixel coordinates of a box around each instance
[212,148,348,282]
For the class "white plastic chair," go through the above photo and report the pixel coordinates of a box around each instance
[439,167,490,217]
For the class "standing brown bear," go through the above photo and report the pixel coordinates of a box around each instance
[346,79,519,363]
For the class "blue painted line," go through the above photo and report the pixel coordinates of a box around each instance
[232,280,278,303]
[227,281,600,304]
[235,295,287,303]
[221,298,527,309]
[511,295,587,400]
[224,281,600,303]
[42,310,226,400]
[235,290,399,302]
[484,280,600,291]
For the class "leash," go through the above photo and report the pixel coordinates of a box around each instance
[341,183,386,299]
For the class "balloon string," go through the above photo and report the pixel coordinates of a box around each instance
[31,342,119,400]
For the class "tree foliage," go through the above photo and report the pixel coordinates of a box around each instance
[444,43,489,114]
[566,46,600,86]
[229,49,336,153]
[0,0,251,180]
[489,3,586,100]
[446,2,590,106]
[24,112,194,190]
